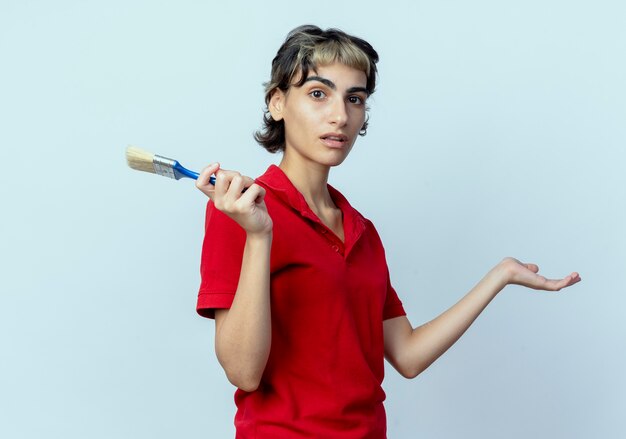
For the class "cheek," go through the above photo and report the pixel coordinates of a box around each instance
[289,106,319,130]
[283,110,311,142]
[350,108,366,127]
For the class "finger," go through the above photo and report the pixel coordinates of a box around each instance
[213,169,238,200]
[195,163,220,196]
[196,163,219,185]
[229,183,263,214]
[551,279,570,291]
[230,175,255,193]
[541,273,580,291]
[555,272,582,289]
[524,263,539,273]
[237,183,266,206]
[214,171,255,209]
[242,175,255,189]
[566,272,581,287]
[223,173,247,205]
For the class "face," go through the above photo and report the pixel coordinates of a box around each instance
[269,62,368,169]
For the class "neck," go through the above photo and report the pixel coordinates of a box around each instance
[278,153,334,210]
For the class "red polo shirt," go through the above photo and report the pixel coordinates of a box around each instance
[197,165,406,438]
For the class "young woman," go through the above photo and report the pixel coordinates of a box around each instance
[195,25,581,438]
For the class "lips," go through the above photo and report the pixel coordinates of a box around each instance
[320,133,349,148]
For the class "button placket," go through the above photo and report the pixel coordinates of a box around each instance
[310,218,345,256]
[317,225,344,254]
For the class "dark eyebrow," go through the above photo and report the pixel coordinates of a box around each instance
[347,86,369,95]
[303,76,336,90]
[303,76,370,96]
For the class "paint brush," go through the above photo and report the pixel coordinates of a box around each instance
[125,145,215,184]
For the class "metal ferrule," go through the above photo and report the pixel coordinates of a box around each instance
[153,155,177,179]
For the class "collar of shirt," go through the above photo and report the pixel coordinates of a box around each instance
[256,165,368,257]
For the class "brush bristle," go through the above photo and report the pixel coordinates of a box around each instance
[126,145,156,174]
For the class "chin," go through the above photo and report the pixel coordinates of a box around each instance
[326,146,354,167]
[322,151,352,168]
[330,157,350,167]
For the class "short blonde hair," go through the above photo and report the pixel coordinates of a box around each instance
[254,25,379,153]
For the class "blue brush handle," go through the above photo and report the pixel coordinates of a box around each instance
[173,161,216,185]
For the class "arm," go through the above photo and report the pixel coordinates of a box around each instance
[197,163,273,392]
[384,257,581,379]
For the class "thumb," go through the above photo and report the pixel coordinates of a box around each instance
[524,263,539,273]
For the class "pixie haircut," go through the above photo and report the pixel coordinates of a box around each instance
[254,25,380,153]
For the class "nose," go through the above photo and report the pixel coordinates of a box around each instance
[329,98,348,127]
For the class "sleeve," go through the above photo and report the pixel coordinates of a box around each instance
[382,268,406,321]
[366,218,406,321]
[196,200,247,319]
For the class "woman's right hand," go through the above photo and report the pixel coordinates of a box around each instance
[196,163,273,236]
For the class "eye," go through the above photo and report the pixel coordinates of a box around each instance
[310,90,326,99]
[348,95,364,105]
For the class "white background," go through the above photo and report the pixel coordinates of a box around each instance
[1,1,624,438]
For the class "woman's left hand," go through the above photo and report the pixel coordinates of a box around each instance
[497,257,581,291]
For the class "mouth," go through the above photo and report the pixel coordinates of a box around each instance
[320,133,349,148]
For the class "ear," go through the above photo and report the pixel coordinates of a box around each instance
[268,88,285,122]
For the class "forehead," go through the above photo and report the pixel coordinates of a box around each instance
[294,62,367,88]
